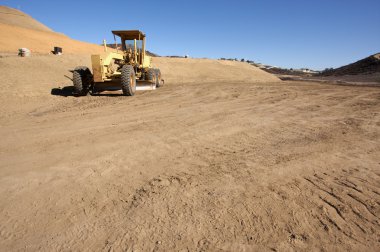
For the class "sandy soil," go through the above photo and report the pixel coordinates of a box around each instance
[0,22,112,55]
[0,54,379,251]
[152,57,279,84]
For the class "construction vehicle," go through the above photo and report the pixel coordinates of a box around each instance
[72,30,162,96]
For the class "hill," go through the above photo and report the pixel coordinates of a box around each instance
[0,23,110,54]
[152,57,279,84]
[0,55,279,106]
[0,5,278,84]
[0,5,278,86]
[0,6,52,32]
[0,6,109,54]
[320,53,380,76]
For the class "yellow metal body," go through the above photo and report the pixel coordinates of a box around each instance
[91,30,152,83]
[91,52,124,82]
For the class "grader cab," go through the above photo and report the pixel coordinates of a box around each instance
[72,30,162,96]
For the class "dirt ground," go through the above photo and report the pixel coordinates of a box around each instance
[0,55,379,251]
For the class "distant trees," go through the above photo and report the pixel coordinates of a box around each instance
[318,67,335,76]
[322,68,334,74]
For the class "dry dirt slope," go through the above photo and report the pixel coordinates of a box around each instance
[152,57,279,83]
[0,5,278,84]
[0,6,109,54]
[0,6,52,32]
[320,53,380,76]
[0,54,278,105]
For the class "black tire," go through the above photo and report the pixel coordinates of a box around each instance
[146,68,157,84]
[73,66,92,96]
[155,69,162,88]
[121,65,136,96]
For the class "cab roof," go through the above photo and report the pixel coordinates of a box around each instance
[112,30,145,40]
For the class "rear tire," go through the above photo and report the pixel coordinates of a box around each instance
[146,68,157,84]
[121,65,136,96]
[155,69,162,88]
[73,66,92,96]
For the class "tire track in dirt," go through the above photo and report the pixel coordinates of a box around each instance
[100,85,380,251]
[102,112,379,251]
[301,170,379,243]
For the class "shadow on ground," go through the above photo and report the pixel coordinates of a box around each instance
[51,86,126,97]
[51,86,76,97]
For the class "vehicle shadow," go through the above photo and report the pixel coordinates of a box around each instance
[51,86,76,97]
[51,86,126,97]
[50,73,77,97]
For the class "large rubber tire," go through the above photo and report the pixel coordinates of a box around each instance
[146,68,157,84]
[155,69,162,88]
[73,66,92,96]
[121,65,136,96]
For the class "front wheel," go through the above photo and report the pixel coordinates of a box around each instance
[121,65,136,96]
[73,66,92,96]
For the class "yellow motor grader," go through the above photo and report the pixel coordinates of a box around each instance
[72,30,162,96]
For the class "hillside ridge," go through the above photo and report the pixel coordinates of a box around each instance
[320,53,380,76]
[0,6,53,32]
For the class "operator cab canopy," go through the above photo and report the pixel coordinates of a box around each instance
[112,30,145,41]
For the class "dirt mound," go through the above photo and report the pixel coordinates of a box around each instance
[0,23,110,54]
[0,5,278,83]
[152,57,280,83]
[320,53,380,76]
[0,55,279,107]
[0,6,52,32]
[0,6,109,54]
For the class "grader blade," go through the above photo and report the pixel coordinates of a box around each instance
[136,81,156,91]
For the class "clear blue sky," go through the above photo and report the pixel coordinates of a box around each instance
[2,0,380,70]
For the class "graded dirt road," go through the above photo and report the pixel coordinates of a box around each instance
[0,56,379,251]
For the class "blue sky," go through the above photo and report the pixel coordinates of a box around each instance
[2,0,380,70]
